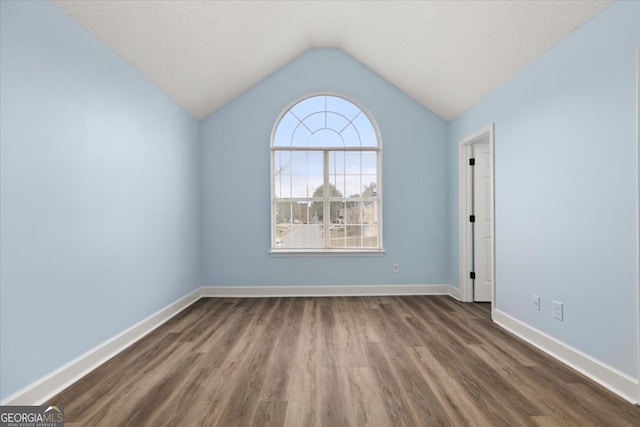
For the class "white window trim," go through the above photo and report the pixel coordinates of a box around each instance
[270,92,384,254]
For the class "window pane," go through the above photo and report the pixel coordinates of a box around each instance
[340,201,379,224]
[345,151,361,174]
[310,183,324,198]
[361,176,377,197]
[273,95,381,250]
[290,96,325,121]
[286,151,324,198]
[276,95,378,149]
[302,112,325,133]
[292,223,324,247]
[341,123,361,147]
[362,200,379,225]
[362,231,379,248]
[275,201,310,224]
[286,150,322,175]
[291,151,307,174]
[328,151,378,197]
[348,226,363,247]
[308,175,323,198]
[275,201,293,225]
[344,201,362,224]
[330,224,366,248]
[309,128,343,147]
[290,176,308,198]
[361,152,377,174]
[329,151,345,175]
[328,199,346,248]
[329,200,345,225]
[307,151,323,174]
[276,175,291,198]
[274,151,291,175]
[327,201,380,249]
[328,175,344,197]
[326,111,349,132]
[353,113,377,147]
[329,225,346,248]
[275,201,324,249]
[344,175,361,198]
[327,96,361,121]
[273,112,297,147]
[309,200,323,222]
[292,125,311,146]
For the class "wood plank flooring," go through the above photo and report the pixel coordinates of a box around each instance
[50,296,640,426]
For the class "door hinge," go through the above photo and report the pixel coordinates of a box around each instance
[470,272,476,280]
[469,158,475,166]
[469,215,475,223]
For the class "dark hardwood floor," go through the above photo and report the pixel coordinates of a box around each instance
[51,296,640,426]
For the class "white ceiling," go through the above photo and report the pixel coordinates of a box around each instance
[53,0,612,121]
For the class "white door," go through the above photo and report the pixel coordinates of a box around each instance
[473,141,492,302]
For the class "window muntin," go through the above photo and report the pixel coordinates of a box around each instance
[271,95,381,251]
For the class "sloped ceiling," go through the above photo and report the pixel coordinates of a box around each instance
[53,0,612,121]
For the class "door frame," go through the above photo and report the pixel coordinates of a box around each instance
[458,124,495,309]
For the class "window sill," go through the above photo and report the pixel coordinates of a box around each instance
[269,249,385,257]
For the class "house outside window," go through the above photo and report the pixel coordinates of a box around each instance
[271,94,382,252]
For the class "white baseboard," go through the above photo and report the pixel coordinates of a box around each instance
[448,285,462,301]
[493,309,639,405]
[201,284,457,298]
[1,288,202,406]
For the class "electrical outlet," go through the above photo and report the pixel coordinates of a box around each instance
[532,295,540,311]
[392,263,399,273]
[553,301,563,321]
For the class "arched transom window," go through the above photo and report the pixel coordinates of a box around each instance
[271,94,382,251]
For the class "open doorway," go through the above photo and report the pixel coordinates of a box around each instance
[458,125,495,310]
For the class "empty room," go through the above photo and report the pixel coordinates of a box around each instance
[1,0,639,425]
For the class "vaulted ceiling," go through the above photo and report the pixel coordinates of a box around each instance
[53,0,612,121]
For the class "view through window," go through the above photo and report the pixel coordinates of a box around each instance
[271,94,381,251]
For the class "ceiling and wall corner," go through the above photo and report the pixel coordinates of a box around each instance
[53,0,612,121]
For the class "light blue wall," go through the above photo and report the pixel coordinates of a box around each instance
[201,49,449,286]
[0,1,202,400]
[3,0,636,403]
[448,1,639,377]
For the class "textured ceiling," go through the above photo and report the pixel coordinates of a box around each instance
[53,0,612,121]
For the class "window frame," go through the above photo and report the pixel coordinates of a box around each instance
[270,93,383,254]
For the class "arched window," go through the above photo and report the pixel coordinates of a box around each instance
[271,94,382,251]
